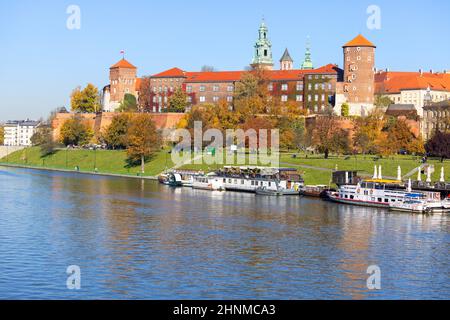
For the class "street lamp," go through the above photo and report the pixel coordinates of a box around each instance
[93,146,97,172]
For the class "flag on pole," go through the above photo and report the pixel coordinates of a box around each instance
[120,50,125,59]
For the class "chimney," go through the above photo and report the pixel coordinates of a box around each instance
[419,68,423,76]
[443,70,447,74]
[430,69,433,74]
[385,68,389,72]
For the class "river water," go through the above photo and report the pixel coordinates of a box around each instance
[0,166,448,299]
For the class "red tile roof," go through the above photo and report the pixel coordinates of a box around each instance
[375,71,450,93]
[151,64,340,83]
[110,59,137,69]
[152,67,186,78]
[343,34,376,48]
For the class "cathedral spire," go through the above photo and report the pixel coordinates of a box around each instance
[251,19,274,70]
[301,37,314,70]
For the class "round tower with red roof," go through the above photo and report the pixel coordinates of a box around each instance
[341,34,376,116]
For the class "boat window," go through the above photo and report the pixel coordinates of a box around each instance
[269,182,271,187]
[378,198,382,202]
[241,180,244,184]
[344,195,348,198]
[350,195,354,199]
[384,199,389,203]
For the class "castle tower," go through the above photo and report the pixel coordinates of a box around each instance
[342,34,376,116]
[280,48,293,70]
[109,58,137,108]
[251,19,274,70]
[301,37,313,70]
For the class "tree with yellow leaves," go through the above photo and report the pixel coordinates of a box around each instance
[126,113,161,173]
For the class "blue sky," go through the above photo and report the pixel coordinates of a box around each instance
[0,0,449,121]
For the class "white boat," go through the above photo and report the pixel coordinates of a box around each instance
[192,173,225,191]
[327,179,442,209]
[217,167,303,194]
[255,186,299,196]
[390,194,450,214]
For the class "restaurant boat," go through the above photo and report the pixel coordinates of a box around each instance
[327,178,442,209]
[192,166,303,194]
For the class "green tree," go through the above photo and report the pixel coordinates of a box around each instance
[168,87,188,113]
[374,94,394,108]
[117,93,138,112]
[0,126,4,145]
[425,131,450,161]
[341,103,350,117]
[102,113,132,149]
[59,116,93,146]
[126,114,161,173]
[31,125,59,157]
[70,83,101,113]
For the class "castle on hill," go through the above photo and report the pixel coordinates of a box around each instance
[101,20,450,117]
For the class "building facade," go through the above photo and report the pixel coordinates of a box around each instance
[375,70,450,117]
[3,120,39,146]
[421,100,450,140]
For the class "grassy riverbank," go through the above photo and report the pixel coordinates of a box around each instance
[0,147,174,177]
[2,147,450,185]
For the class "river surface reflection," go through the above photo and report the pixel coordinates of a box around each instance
[0,166,448,299]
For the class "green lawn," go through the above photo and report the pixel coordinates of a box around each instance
[2,147,450,185]
[0,147,174,177]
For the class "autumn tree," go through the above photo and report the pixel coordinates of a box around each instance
[240,116,275,149]
[126,113,161,173]
[0,126,4,145]
[425,131,450,161]
[234,70,271,116]
[379,117,424,155]
[117,93,138,112]
[102,113,132,149]
[168,87,188,113]
[70,83,101,113]
[352,108,385,154]
[59,116,93,146]
[312,114,335,158]
[31,125,58,156]
[138,76,152,112]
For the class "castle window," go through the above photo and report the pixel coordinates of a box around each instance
[213,85,219,92]
[357,47,361,51]
[308,84,312,90]
[296,95,303,102]
[308,95,312,101]
[213,96,219,102]
[281,95,288,102]
[357,56,361,61]
[315,94,318,101]
[328,83,332,90]
[281,84,288,91]
[314,84,318,90]
[200,85,206,92]
[321,94,325,101]
[199,96,206,102]
[264,49,267,56]
[227,96,233,102]
[186,85,192,93]
[227,85,234,92]
[296,83,303,91]
[268,83,273,91]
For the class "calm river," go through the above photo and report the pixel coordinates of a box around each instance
[0,166,448,299]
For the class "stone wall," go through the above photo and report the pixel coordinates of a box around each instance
[52,112,185,143]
